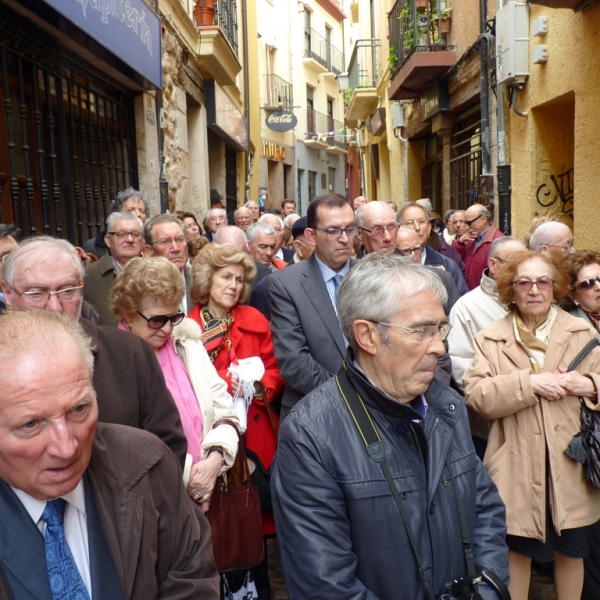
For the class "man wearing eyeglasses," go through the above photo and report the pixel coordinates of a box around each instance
[83,211,144,326]
[143,214,194,313]
[203,208,227,242]
[1,236,188,469]
[452,203,504,291]
[272,253,509,600]
[355,201,399,256]
[270,194,359,418]
[528,220,576,257]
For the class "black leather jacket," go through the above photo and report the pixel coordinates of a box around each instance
[272,355,509,599]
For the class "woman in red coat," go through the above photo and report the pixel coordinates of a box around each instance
[187,244,284,562]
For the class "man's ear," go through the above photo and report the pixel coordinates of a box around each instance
[353,320,379,357]
[143,244,154,257]
[1,282,13,310]
[304,228,317,246]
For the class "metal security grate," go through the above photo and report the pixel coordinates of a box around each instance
[0,3,137,246]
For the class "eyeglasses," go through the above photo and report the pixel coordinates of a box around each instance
[137,311,185,329]
[209,216,226,222]
[360,223,399,237]
[403,219,428,228]
[313,225,359,239]
[465,214,485,227]
[151,236,187,247]
[370,320,452,342]
[547,241,575,252]
[397,245,423,257]
[14,284,84,305]
[574,275,600,292]
[511,278,554,292]
[107,230,143,240]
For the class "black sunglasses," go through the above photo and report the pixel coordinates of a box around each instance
[574,275,600,292]
[137,311,185,329]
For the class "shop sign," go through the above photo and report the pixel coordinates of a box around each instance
[266,110,298,132]
[262,140,286,161]
[42,0,161,88]
[420,80,449,122]
[205,80,248,152]
[369,108,386,136]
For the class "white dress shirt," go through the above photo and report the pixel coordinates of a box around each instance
[12,480,92,597]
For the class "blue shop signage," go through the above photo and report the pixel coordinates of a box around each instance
[43,0,162,88]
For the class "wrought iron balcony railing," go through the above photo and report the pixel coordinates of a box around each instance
[306,108,329,136]
[388,0,454,74]
[264,74,294,109]
[347,39,380,90]
[325,118,351,150]
[304,28,328,68]
[329,44,344,75]
[216,0,238,55]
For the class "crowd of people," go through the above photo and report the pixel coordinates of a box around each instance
[0,189,599,600]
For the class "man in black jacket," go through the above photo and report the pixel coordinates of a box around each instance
[2,237,187,469]
[272,253,509,599]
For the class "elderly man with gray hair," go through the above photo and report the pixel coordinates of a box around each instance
[529,220,575,256]
[259,213,294,262]
[204,207,227,242]
[272,253,509,600]
[83,211,144,326]
[247,222,287,271]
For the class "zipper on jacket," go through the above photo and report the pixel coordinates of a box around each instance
[427,417,440,445]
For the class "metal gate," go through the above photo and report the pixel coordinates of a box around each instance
[449,106,482,210]
[0,3,137,246]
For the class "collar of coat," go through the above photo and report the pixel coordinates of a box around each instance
[343,349,463,426]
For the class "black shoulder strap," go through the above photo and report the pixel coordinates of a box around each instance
[568,335,600,372]
[336,365,436,600]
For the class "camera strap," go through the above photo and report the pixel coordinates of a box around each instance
[336,363,483,600]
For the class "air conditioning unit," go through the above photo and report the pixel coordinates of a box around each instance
[496,2,530,86]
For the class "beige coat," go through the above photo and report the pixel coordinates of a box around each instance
[464,308,600,541]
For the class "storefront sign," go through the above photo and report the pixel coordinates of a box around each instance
[369,108,386,136]
[420,80,449,122]
[262,140,287,161]
[42,0,161,88]
[205,80,249,152]
[266,110,298,132]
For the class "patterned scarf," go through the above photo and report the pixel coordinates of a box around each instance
[199,305,235,363]
[585,310,600,332]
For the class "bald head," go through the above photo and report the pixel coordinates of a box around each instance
[353,196,367,210]
[395,227,422,263]
[487,236,527,279]
[529,221,575,256]
[213,225,248,253]
[356,201,399,255]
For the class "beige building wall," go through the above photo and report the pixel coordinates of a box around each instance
[506,4,599,246]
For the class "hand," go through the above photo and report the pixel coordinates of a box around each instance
[74,246,92,266]
[186,451,224,513]
[459,231,477,244]
[557,367,595,397]
[530,372,569,401]
[231,374,240,397]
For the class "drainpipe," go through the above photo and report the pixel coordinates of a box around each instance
[242,0,251,202]
[480,0,491,177]
[495,0,511,234]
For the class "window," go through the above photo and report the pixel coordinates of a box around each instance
[308,171,317,203]
[328,167,336,193]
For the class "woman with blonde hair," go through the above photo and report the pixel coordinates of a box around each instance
[188,243,284,599]
[111,256,239,513]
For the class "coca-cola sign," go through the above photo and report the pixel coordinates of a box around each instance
[266,110,298,132]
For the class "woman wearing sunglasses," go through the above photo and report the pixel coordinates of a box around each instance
[463,250,600,600]
[110,256,239,513]
[563,251,600,331]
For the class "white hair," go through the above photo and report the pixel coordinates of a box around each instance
[246,222,276,242]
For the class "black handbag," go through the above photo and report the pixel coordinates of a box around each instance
[564,336,600,488]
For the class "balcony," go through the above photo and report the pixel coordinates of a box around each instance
[345,39,380,128]
[387,0,456,100]
[303,30,345,76]
[325,118,350,155]
[304,109,330,150]
[263,74,294,109]
[195,0,242,87]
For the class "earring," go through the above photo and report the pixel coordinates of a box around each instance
[125,321,133,328]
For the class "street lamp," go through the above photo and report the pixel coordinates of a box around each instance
[336,72,350,93]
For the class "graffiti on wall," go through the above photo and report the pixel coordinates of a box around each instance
[535,167,574,219]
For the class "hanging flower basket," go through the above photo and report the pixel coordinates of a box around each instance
[416,0,428,10]
[440,17,451,34]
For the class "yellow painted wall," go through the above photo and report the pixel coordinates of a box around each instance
[247,0,261,204]
[507,4,600,248]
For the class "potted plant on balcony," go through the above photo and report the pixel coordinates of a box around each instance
[193,0,215,26]
[436,7,452,35]
[416,0,428,10]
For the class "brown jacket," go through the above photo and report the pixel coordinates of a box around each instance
[83,251,118,327]
[464,308,600,541]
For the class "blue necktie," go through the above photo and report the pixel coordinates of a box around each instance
[42,498,90,600]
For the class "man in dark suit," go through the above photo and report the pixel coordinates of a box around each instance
[270,194,359,417]
[2,237,188,468]
[143,214,193,313]
[82,211,144,326]
[0,309,219,599]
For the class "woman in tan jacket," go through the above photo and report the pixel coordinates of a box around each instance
[464,250,600,600]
